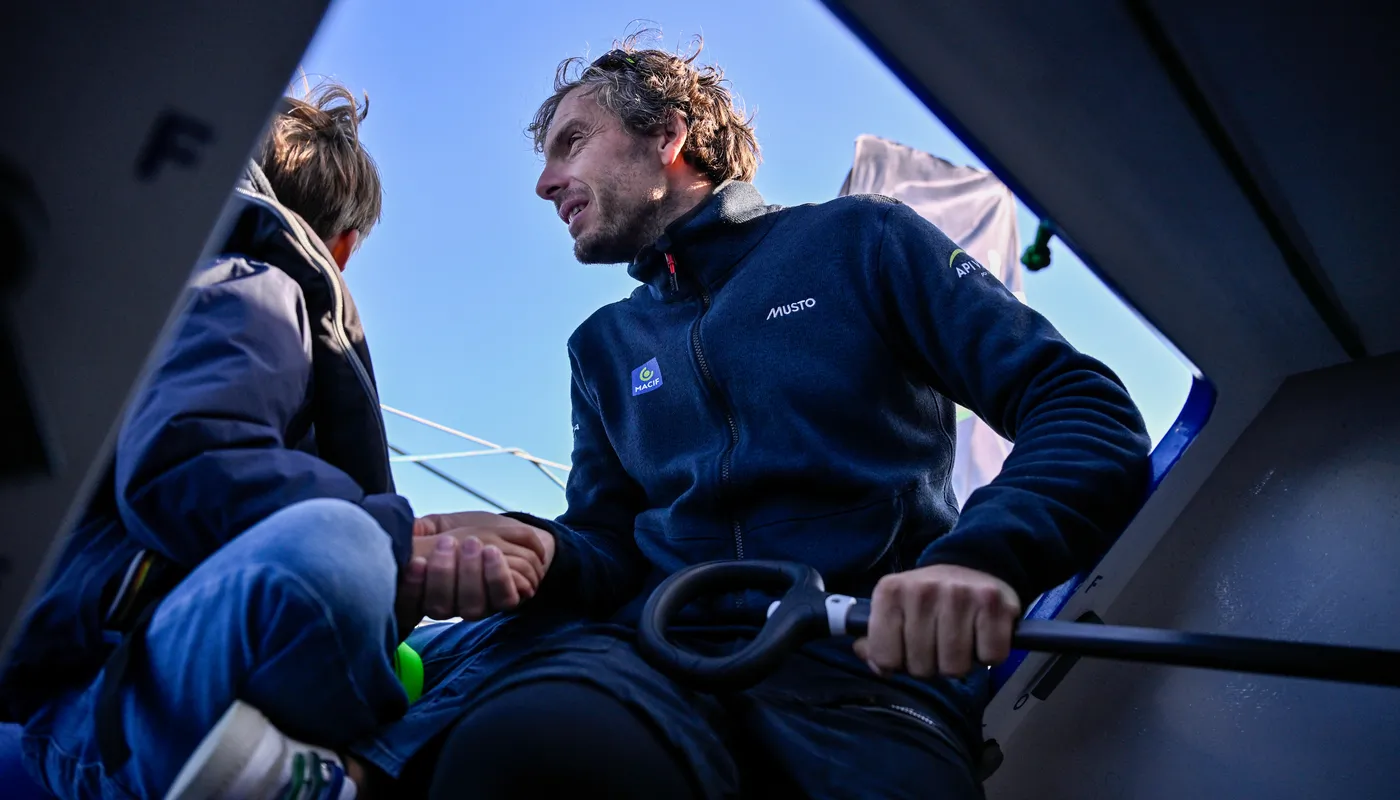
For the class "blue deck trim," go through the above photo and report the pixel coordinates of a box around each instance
[988,375,1216,691]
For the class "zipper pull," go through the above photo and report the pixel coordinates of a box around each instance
[665,252,679,293]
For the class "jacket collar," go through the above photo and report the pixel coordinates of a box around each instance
[219,162,394,494]
[227,162,340,274]
[628,181,781,300]
[238,160,277,200]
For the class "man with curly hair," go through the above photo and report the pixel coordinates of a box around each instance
[376,33,1150,799]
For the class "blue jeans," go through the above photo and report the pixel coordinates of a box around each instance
[22,499,408,799]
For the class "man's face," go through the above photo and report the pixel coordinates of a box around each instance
[535,88,670,264]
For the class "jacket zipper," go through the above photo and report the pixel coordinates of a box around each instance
[888,704,938,728]
[671,251,746,563]
[235,189,390,465]
[870,704,971,763]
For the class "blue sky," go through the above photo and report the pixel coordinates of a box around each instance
[300,0,1193,519]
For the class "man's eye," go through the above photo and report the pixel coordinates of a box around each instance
[568,133,583,150]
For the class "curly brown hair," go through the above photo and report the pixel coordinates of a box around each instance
[258,81,383,241]
[529,30,760,184]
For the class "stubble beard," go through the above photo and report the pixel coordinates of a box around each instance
[573,186,676,265]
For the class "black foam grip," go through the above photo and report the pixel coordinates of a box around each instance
[844,598,872,637]
[636,560,832,692]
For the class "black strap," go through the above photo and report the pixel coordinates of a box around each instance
[94,599,158,771]
[94,555,185,772]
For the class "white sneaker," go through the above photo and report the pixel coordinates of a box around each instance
[164,700,358,800]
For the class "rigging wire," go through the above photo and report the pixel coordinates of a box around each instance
[387,441,510,512]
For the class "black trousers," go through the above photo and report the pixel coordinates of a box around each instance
[411,630,983,800]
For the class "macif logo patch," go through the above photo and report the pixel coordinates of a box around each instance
[631,358,664,397]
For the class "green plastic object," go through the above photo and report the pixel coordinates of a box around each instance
[394,641,425,704]
[1021,218,1054,271]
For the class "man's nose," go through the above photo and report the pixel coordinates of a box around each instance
[536,164,564,201]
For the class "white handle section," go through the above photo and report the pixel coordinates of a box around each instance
[767,600,781,619]
[826,594,857,636]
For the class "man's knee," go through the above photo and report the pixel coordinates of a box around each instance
[430,680,697,798]
[454,681,618,743]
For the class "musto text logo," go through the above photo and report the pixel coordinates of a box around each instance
[766,297,816,320]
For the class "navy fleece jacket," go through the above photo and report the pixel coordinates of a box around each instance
[517,181,1150,621]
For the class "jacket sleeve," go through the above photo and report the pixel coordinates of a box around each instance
[506,347,651,616]
[115,261,414,570]
[872,201,1152,605]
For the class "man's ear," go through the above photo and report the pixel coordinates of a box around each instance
[325,229,360,272]
[656,109,690,170]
